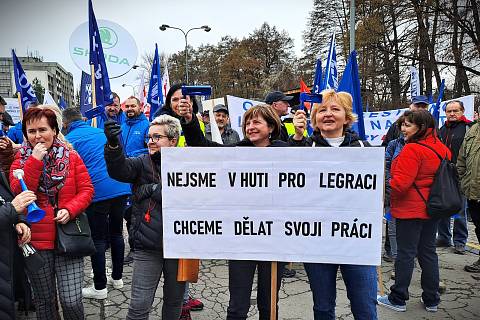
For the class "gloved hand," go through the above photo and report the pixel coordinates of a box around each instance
[104,120,122,147]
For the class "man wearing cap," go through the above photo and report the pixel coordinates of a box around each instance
[265,91,294,142]
[206,104,240,144]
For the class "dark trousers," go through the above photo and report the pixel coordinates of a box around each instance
[124,202,135,251]
[467,199,480,254]
[389,218,440,307]
[227,260,286,320]
[86,195,127,290]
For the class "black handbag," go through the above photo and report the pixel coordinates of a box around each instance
[53,196,96,257]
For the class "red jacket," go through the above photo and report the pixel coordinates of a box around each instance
[390,132,451,220]
[10,150,94,250]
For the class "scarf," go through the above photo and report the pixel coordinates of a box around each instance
[19,138,70,198]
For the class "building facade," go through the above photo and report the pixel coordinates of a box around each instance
[0,55,75,107]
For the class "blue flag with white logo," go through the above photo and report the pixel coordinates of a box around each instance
[58,96,67,110]
[88,0,113,107]
[433,79,445,126]
[338,50,365,140]
[12,49,38,113]
[80,71,93,116]
[321,33,338,91]
[312,58,322,94]
[147,43,164,121]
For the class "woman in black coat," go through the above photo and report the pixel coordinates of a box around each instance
[0,166,35,319]
[178,102,286,320]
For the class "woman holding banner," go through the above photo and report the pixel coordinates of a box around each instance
[377,109,450,313]
[179,102,287,320]
[290,89,378,320]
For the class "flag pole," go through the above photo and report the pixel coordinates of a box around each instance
[17,92,23,119]
[90,64,97,127]
[270,261,277,320]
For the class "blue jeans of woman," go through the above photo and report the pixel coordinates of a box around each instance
[304,263,377,320]
[389,218,440,307]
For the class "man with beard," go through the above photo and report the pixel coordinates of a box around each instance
[206,104,240,144]
[96,92,126,129]
[121,96,149,157]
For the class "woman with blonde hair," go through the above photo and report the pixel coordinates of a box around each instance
[290,89,377,319]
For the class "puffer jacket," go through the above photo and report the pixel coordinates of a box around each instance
[390,131,451,219]
[457,122,480,200]
[121,113,150,157]
[66,120,131,202]
[9,150,94,250]
[104,146,164,252]
[384,136,406,207]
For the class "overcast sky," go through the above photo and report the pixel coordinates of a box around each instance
[0,0,314,100]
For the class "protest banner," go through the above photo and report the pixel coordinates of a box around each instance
[226,95,263,139]
[4,98,21,124]
[161,147,384,266]
[364,94,475,145]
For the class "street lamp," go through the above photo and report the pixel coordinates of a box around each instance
[122,83,138,96]
[159,24,211,83]
[109,64,140,80]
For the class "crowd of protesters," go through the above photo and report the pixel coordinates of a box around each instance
[0,85,479,320]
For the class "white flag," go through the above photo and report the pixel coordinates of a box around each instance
[209,110,223,144]
[43,88,58,106]
[409,66,420,100]
[162,61,170,98]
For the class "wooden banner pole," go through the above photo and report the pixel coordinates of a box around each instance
[270,261,277,320]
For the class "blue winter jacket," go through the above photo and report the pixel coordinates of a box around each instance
[385,135,405,207]
[121,113,149,157]
[66,120,131,202]
[7,122,23,144]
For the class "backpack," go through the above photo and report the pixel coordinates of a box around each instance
[413,142,463,219]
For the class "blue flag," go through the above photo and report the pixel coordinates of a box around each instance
[312,58,322,94]
[80,71,93,116]
[338,50,366,140]
[88,0,113,108]
[12,49,38,113]
[432,79,445,126]
[147,44,164,121]
[321,33,338,91]
[58,96,67,110]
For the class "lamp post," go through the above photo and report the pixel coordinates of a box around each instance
[122,83,137,96]
[159,24,211,83]
[109,64,140,80]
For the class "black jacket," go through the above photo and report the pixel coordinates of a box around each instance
[439,119,471,164]
[104,146,164,253]
[181,115,287,148]
[0,171,27,319]
[288,130,371,148]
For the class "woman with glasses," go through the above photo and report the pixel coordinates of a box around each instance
[104,114,186,320]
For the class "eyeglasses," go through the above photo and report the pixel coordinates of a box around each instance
[145,134,169,143]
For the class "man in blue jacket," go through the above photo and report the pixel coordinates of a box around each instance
[62,107,132,300]
[95,92,127,129]
[121,96,149,157]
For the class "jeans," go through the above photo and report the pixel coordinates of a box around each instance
[127,250,185,320]
[389,218,440,307]
[304,263,377,320]
[467,199,480,254]
[437,198,468,246]
[227,260,286,320]
[86,195,127,290]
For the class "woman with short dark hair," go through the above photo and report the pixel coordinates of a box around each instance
[378,109,451,313]
[9,106,94,320]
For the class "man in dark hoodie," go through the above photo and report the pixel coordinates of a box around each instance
[437,100,471,253]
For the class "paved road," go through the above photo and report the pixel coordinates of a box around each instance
[18,223,480,319]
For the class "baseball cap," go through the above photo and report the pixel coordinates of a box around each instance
[213,104,229,114]
[264,91,293,104]
[411,95,429,105]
